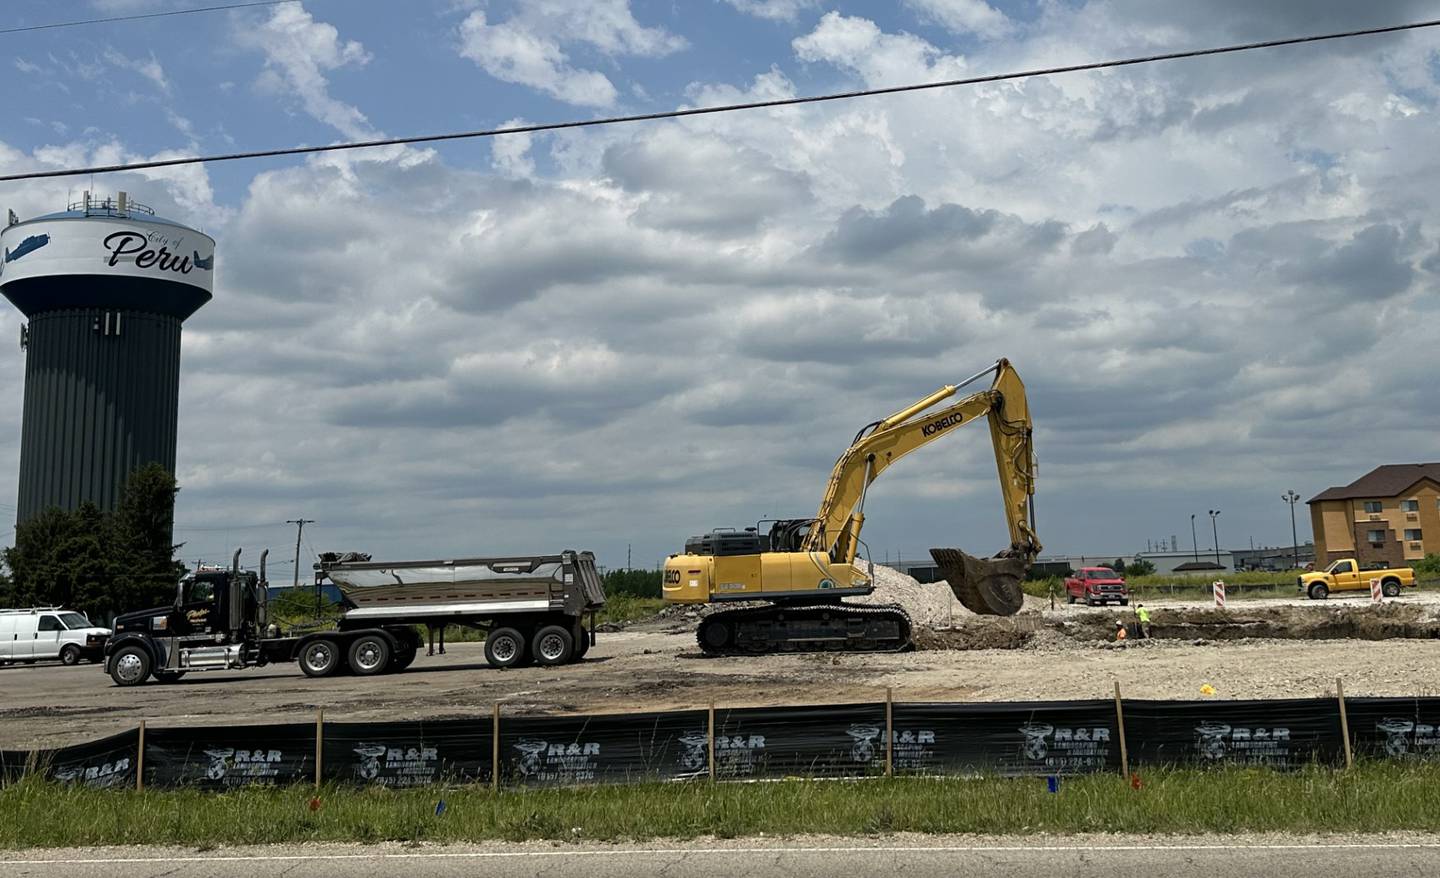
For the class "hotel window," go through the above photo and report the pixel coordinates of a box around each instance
[1363,501,1382,513]
[1367,530,1387,542]
[1401,499,1419,512]
[1405,529,1423,541]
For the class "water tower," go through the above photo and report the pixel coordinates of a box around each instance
[1,193,214,524]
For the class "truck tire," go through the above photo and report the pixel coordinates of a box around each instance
[1382,579,1402,598]
[532,625,575,666]
[391,647,417,672]
[573,622,591,660]
[1066,594,1075,605]
[1120,598,1129,607]
[300,639,342,678]
[109,645,152,687]
[484,627,526,669]
[59,645,81,666]
[348,634,392,676]
[1308,582,1329,601]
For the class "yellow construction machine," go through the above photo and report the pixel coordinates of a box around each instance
[663,358,1041,655]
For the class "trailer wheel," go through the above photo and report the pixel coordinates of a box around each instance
[484,627,526,669]
[532,625,575,666]
[391,646,417,672]
[300,639,342,678]
[109,645,151,687]
[348,634,392,676]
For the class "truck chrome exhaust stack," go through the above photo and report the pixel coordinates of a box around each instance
[929,548,1028,616]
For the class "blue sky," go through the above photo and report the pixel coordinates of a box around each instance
[1,0,1438,571]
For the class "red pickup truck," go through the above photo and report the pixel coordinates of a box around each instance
[1065,567,1130,606]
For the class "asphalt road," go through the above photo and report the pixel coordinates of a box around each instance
[3,836,1439,878]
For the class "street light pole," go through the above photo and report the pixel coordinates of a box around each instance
[1208,510,1221,567]
[1190,514,1198,562]
[1283,491,1301,569]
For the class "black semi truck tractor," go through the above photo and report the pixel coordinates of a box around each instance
[102,548,606,686]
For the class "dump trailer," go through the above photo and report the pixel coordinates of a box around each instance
[103,548,606,686]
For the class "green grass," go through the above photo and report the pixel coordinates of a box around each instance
[3,762,1439,847]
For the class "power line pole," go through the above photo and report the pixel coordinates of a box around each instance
[1208,510,1221,567]
[1190,514,1198,561]
[286,518,315,588]
[627,543,632,571]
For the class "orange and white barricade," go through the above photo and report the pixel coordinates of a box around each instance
[1371,578,1382,603]
[1213,580,1226,609]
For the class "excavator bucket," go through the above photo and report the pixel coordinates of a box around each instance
[929,548,1027,616]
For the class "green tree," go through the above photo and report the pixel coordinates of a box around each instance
[1,464,185,620]
[106,463,187,615]
[603,568,662,598]
[1126,558,1157,577]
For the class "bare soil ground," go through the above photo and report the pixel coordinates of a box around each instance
[3,583,1439,750]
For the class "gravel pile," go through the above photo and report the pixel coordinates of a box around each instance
[854,563,964,628]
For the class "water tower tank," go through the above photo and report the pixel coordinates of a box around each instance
[1,193,214,524]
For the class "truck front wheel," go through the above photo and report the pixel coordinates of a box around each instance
[348,635,392,676]
[109,646,152,687]
[300,639,342,678]
[1308,583,1329,601]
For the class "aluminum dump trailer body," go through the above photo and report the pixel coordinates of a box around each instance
[319,550,606,622]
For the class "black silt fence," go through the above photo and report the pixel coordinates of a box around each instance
[1123,698,1346,769]
[324,719,493,787]
[1,693,1435,791]
[891,700,1120,776]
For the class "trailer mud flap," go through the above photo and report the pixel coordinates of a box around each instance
[930,548,1026,616]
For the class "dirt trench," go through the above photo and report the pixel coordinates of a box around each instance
[916,603,1440,650]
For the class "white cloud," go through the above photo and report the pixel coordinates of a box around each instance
[5,3,1440,569]
[722,0,817,22]
[904,0,1011,38]
[457,0,685,107]
[234,4,375,138]
[14,58,43,75]
[102,48,171,94]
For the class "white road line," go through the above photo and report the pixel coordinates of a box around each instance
[6,842,1440,865]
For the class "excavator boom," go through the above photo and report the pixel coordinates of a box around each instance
[804,358,1040,615]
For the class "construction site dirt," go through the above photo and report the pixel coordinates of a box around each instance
[4,587,1439,750]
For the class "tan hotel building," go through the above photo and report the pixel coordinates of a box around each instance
[1308,463,1440,568]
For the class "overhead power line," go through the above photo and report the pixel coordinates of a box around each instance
[3,16,1438,183]
[0,0,301,36]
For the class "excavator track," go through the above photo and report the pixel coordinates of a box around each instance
[695,602,912,656]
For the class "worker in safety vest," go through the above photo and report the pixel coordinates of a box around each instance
[1136,604,1152,639]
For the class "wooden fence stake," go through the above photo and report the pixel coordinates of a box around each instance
[1337,677,1353,770]
[135,720,145,793]
[884,687,894,778]
[314,708,324,789]
[492,702,501,791]
[708,701,717,783]
[1113,682,1130,779]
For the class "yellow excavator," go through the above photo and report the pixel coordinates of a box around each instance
[663,358,1040,655]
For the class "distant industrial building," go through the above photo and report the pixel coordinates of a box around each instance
[0,194,214,525]
[1309,464,1440,568]
[1232,544,1315,571]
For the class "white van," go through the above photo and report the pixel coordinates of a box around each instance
[0,608,111,666]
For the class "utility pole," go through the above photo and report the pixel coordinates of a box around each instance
[1208,510,1221,567]
[287,518,315,588]
[1283,490,1301,569]
[627,543,632,571]
[1190,514,1198,561]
